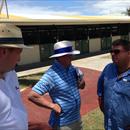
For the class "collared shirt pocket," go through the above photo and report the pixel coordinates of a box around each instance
[117,77,130,97]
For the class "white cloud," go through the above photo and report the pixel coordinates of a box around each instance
[2,0,130,19]
[7,1,81,19]
[93,0,130,15]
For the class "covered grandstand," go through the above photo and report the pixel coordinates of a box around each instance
[0,16,130,66]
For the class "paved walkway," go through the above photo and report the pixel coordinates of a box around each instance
[20,53,111,130]
[17,53,112,77]
[72,53,112,71]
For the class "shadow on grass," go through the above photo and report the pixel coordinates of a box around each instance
[19,79,39,88]
[18,72,44,89]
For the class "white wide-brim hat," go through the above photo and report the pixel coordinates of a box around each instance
[0,24,32,49]
[0,44,32,49]
[49,40,80,58]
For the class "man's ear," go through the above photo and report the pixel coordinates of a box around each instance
[0,49,3,58]
[128,51,130,60]
[128,51,130,56]
[0,48,7,57]
[0,48,3,55]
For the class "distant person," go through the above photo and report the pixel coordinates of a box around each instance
[28,40,85,130]
[0,23,31,130]
[97,39,130,130]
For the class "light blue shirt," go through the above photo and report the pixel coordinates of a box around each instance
[32,60,83,127]
[97,63,130,130]
[0,70,28,130]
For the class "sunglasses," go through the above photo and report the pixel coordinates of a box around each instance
[109,49,123,55]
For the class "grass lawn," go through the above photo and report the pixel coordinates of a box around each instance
[18,72,44,89]
[82,107,104,130]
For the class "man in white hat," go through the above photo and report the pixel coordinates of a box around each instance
[28,40,85,130]
[0,23,31,130]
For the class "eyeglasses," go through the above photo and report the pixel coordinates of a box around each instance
[109,49,124,55]
[109,49,120,55]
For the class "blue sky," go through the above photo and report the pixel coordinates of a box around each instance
[3,0,130,19]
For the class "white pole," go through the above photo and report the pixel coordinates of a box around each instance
[0,0,4,15]
[0,0,9,19]
[5,0,9,18]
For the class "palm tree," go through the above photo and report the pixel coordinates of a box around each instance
[126,7,130,16]
[123,7,130,16]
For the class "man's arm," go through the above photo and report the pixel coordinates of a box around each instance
[28,91,61,114]
[97,71,105,113]
[98,96,104,112]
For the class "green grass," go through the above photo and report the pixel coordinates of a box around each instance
[82,107,104,130]
[18,72,44,89]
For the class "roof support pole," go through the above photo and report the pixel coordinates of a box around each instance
[0,0,9,19]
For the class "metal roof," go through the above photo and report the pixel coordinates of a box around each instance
[0,15,130,25]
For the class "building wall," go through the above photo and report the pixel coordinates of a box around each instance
[89,38,101,52]
[72,41,76,49]
[19,45,40,65]
[112,36,121,42]
[18,36,126,65]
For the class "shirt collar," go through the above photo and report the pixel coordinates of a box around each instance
[115,65,130,79]
[122,69,130,77]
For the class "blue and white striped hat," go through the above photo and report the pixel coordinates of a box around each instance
[50,40,80,58]
[0,24,32,49]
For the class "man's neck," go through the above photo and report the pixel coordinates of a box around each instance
[57,59,71,68]
[0,73,4,79]
[0,69,6,79]
[117,63,130,75]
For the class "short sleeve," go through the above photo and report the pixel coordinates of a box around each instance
[97,63,114,96]
[11,70,20,90]
[32,72,55,95]
[97,71,104,97]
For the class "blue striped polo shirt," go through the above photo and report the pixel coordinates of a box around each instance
[32,60,83,127]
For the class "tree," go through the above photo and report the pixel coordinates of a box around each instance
[126,7,130,16]
[123,7,130,16]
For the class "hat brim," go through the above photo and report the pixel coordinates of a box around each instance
[49,50,80,58]
[0,44,33,49]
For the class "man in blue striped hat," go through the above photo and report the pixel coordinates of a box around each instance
[28,40,85,130]
[0,23,32,130]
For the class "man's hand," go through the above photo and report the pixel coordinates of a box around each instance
[126,125,130,130]
[98,96,104,113]
[78,79,85,89]
[28,91,61,114]
[50,103,62,114]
